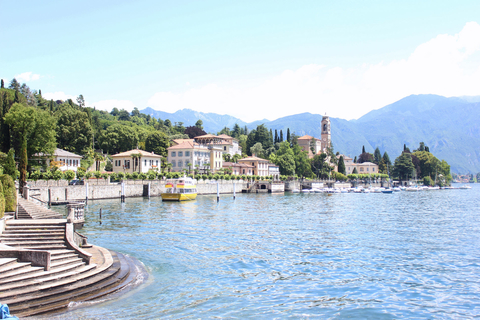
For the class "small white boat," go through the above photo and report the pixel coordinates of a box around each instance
[459,184,472,189]
[292,189,300,193]
[301,189,311,193]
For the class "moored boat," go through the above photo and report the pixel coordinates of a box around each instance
[161,176,198,201]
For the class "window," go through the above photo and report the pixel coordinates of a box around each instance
[156,160,159,167]
[185,151,190,156]
[178,161,183,168]
[360,167,364,172]
[125,160,130,169]
[178,151,183,157]
[172,160,176,167]
[171,152,176,157]
[224,146,227,151]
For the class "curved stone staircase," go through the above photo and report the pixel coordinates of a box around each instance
[0,201,146,317]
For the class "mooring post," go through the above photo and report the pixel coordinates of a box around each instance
[85,183,88,204]
[233,181,236,200]
[121,181,125,202]
[217,181,219,202]
[65,188,68,201]
[148,181,151,198]
[99,208,102,224]
[48,189,51,207]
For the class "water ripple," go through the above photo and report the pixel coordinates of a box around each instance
[42,185,480,319]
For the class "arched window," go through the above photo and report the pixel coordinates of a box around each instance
[323,124,327,131]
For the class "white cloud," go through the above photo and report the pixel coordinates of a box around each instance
[90,99,138,112]
[147,22,480,122]
[15,72,41,82]
[43,91,77,102]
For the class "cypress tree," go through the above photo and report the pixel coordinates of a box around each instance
[362,145,365,154]
[338,156,346,175]
[404,144,406,151]
[286,128,290,143]
[374,147,382,164]
[1,93,10,152]
[274,129,278,143]
[14,91,19,103]
[4,149,15,177]
[269,129,273,144]
[354,156,357,163]
[280,130,283,142]
[0,175,15,212]
[19,137,27,195]
[1,79,4,89]
[0,180,4,219]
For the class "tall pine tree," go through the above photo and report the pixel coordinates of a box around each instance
[286,128,290,143]
[280,130,283,142]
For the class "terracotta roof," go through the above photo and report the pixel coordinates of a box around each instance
[217,134,232,139]
[167,141,196,150]
[223,162,254,168]
[238,156,269,162]
[111,149,162,158]
[172,139,194,146]
[298,135,320,141]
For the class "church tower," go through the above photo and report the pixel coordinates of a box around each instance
[321,115,331,151]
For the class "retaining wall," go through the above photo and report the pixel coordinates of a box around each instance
[27,180,249,203]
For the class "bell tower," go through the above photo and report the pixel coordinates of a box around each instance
[321,115,331,151]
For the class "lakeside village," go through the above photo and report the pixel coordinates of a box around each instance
[0,78,473,318]
[0,77,469,204]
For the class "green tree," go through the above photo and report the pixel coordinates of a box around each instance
[250,142,264,157]
[393,152,415,181]
[0,79,4,89]
[98,124,139,154]
[3,149,15,177]
[19,137,27,193]
[274,141,295,176]
[0,174,16,212]
[8,78,20,91]
[5,103,57,161]
[374,147,382,164]
[292,144,311,178]
[286,128,290,143]
[56,105,93,154]
[0,180,4,219]
[311,153,331,179]
[338,155,346,175]
[195,119,204,129]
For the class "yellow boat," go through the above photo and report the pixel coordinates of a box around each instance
[161,176,198,201]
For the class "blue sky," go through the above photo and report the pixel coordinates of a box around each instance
[1,0,480,122]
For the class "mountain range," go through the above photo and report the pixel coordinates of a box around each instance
[141,94,480,174]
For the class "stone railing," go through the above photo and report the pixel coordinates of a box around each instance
[67,202,85,224]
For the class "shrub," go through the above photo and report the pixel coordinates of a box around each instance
[117,172,125,180]
[30,170,42,181]
[64,170,75,182]
[0,175,16,212]
[148,171,156,180]
[53,170,64,181]
[94,171,102,179]
[139,173,147,180]
[125,172,133,179]
[76,167,86,180]
[110,172,117,181]
[0,181,4,219]
[85,171,93,179]
[102,172,110,180]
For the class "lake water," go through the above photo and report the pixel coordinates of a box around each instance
[43,184,480,319]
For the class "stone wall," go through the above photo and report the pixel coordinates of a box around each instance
[27,180,249,202]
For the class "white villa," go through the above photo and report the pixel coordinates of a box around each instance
[111,149,162,174]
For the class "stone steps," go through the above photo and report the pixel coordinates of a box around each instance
[0,200,144,317]
[6,251,139,318]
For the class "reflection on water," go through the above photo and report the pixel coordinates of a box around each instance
[43,185,480,319]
